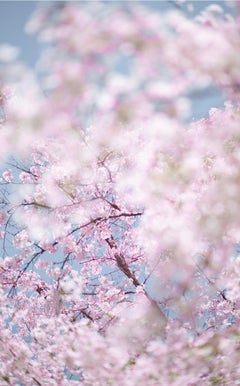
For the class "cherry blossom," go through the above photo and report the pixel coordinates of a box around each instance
[0,1,240,385]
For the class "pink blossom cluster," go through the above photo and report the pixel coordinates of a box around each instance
[0,2,240,385]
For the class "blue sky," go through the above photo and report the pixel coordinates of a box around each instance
[0,1,38,66]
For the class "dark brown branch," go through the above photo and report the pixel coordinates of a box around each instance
[8,249,45,297]
[32,377,42,386]
[114,251,140,287]
[105,237,140,287]
[79,308,94,322]
[105,236,167,322]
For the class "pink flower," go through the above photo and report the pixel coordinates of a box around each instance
[2,169,13,182]
[14,229,32,249]
[0,212,6,226]
[19,172,32,183]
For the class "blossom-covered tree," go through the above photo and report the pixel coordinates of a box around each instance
[0,1,240,384]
